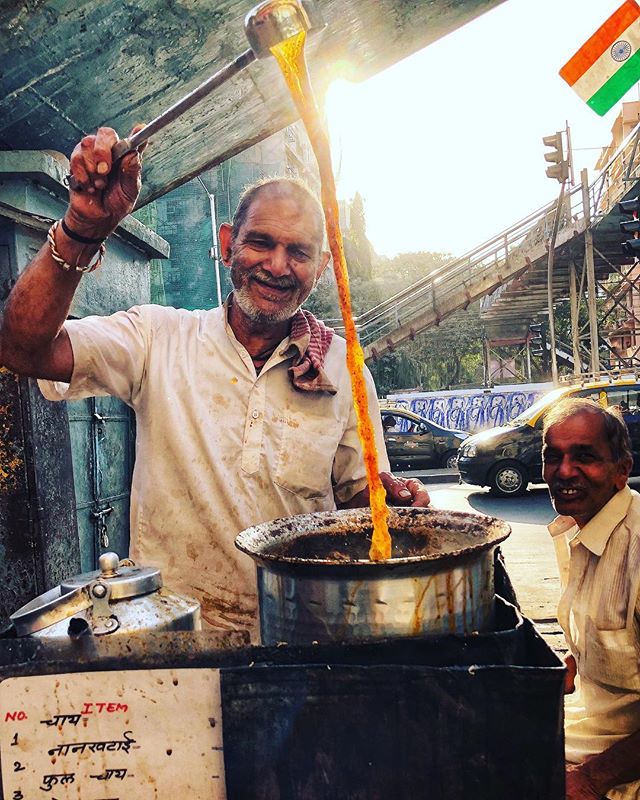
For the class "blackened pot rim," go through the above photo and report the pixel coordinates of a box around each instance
[235,507,511,574]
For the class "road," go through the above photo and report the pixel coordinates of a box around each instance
[431,480,564,643]
[399,472,565,650]
[401,473,640,653]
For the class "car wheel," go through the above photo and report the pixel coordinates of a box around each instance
[489,462,528,497]
[442,450,459,469]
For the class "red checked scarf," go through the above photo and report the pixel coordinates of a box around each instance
[288,309,337,394]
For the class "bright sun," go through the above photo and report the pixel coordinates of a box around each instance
[324,79,371,202]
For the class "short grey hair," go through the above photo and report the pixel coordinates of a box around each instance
[543,397,632,464]
[232,177,325,246]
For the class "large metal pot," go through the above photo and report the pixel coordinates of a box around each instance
[10,552,201,638]
[235,507,511,644]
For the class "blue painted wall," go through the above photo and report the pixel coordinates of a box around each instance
[386,383,554,433]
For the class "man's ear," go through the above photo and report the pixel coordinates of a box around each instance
[615,456,633,491]
[316,250,331,281]
[218,223,234,267]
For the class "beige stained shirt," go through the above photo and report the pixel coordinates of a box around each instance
[39,303,389,642]
[548,486,640,800]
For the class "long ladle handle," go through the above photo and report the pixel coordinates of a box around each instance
[111,47,257,162]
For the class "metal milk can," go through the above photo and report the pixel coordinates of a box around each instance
[10,552,201,638]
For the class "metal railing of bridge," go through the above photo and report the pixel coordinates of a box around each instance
[325,119,640,353]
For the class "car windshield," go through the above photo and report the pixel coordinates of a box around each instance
[510,387,570,426]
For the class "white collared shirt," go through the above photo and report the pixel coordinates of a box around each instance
[39,304,389,642]
[548,486,640,800]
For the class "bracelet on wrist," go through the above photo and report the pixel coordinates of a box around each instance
[60,217,106,245]
[47,220,106,274]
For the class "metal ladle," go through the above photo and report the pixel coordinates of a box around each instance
[110,0,325,162]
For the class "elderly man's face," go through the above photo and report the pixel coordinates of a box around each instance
[543,411,630,527]
[220,187,329,326]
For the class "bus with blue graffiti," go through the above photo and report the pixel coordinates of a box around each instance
[385,382,553,437]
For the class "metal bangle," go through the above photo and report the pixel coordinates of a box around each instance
[47,220,105,274]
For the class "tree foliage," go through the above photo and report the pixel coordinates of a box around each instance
[366,310,485,396]
[304,195,485,396]
[345,192,373,280]
[307,234,482,395]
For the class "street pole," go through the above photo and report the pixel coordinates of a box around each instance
[569,260,581,377]
[546,181,565,384]
[542,128,570,384]
[580,169,600,378]
[483,336,492,387]
[566,120,575,187]
[197,176,223,308]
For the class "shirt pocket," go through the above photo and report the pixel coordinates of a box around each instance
[582,620,640,692]
[274,411,342,500]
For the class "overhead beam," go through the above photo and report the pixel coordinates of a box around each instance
[0,0,505,205]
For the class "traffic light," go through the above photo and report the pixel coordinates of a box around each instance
[619,196,640,257]
[542,132,569,182]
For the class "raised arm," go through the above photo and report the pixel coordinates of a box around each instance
[0,126,143,381]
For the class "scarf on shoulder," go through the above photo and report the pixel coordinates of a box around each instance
[288,309,337,394]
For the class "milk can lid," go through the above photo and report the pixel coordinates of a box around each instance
[10,553,162,636]
[60,552,162,599]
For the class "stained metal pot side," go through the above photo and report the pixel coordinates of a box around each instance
[236,508,511,643]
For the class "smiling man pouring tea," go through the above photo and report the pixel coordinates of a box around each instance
[0,127,429,642]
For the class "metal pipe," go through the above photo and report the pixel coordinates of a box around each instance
[483,336,491,387]
[208,192,223,308]
[197,176,223,308]
[581,168,601,378]
[546,181,565,384]
[569,260,581,376]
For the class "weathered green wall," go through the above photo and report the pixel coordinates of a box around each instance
[0,220,80,624]
[0,152,168,627]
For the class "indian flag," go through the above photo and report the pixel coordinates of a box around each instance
[560,0,640,116]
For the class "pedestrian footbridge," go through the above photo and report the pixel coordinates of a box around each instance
[349,122,640,364]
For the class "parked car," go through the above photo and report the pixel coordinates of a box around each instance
[380,407,469,470]
[457,377,640,496]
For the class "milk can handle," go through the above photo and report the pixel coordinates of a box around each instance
[10,585,92,636]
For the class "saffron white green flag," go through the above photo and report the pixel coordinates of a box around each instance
[560,0,640,116]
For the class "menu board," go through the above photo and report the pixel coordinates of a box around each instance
[0,668,226,799]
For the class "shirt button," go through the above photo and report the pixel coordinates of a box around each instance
[251,410,259,419]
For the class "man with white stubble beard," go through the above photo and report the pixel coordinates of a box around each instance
[542,398,640,800]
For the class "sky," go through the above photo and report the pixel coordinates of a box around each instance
[324,0,640,258]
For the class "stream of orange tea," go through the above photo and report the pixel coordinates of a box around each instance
[271,31,391,561]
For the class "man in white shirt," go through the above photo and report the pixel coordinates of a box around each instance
[543,398,640,800]
[0,126,429,640]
